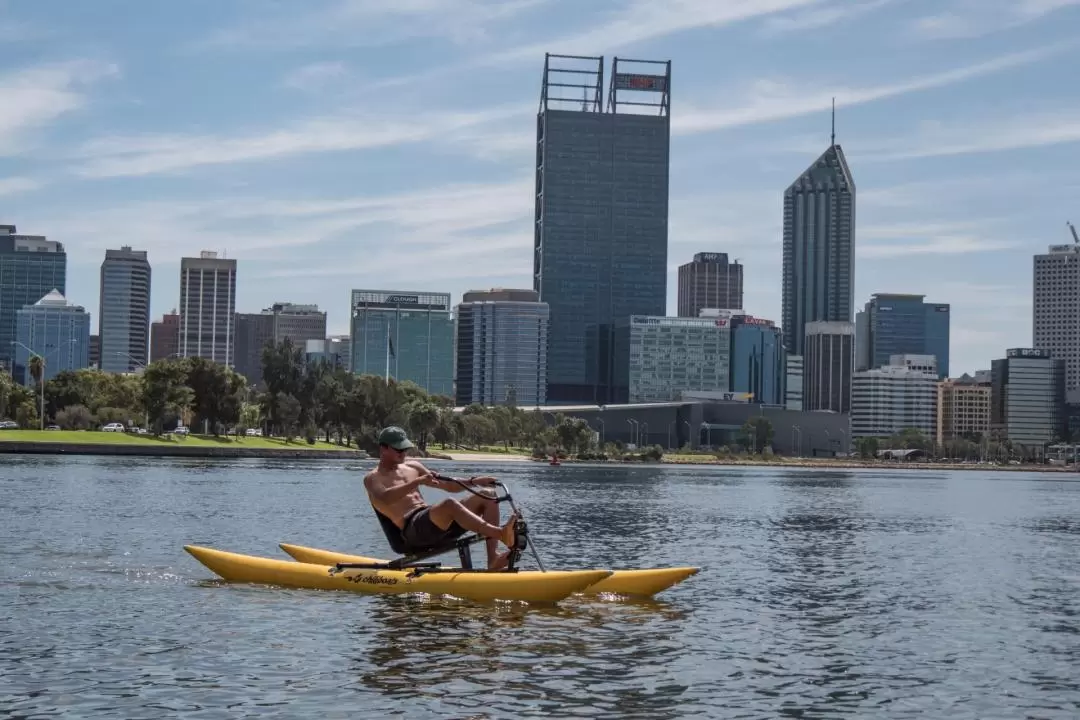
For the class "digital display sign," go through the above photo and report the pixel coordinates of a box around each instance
[385,295,419,305]
[613,73,667,92]
[1007,348,1051,359]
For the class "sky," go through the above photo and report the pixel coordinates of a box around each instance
[1,0,1078,377]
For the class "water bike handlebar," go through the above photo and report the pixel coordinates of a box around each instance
[430,473,548,571]
[432,473,514,504]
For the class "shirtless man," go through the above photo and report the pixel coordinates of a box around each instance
[364,426,518,570]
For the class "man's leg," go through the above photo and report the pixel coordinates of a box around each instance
[462,492,508,569]
[427,497,517,561]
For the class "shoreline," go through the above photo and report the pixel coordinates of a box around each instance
[0,439,365,460]
[0,439,1070,473]
[436,452,1075,473]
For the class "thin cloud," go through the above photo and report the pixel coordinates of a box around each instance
[674,43,1071,135]
[358,0,828,93]
[71,104,531,178]
[197,0,549,50]
[858,111,1080,162]
[486,0,824,64]
[0,177,42,196]
[42,176,532,260]
[0,59,118,155]
[759,0,898,36]
[858,235,1018,258]
[281,62,349,92]
[910,0,1080,40]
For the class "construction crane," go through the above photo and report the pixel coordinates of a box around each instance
[1069,221,1079,245]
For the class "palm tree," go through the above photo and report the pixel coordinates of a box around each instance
[28,355,43,387]
[27,355,44,429]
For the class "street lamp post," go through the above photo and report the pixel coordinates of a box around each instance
[11,338,76,430]
[627,418,638,446]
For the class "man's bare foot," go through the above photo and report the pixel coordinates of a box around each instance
[488,550,510,570]
[499,513,519,549]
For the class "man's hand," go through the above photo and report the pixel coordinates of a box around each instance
[468,476,499,486]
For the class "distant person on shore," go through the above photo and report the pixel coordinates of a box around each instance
[364,426,518,569]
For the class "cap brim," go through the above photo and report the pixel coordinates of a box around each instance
[390,441,414,450]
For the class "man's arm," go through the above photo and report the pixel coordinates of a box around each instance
[364,470,430,504]
[403,460,469,492]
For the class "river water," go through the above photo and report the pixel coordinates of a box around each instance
[2,455,1078,718]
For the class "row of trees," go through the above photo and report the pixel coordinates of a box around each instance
[854,428,1053,463]
[0,339,661,457]
[7,340,1050,463]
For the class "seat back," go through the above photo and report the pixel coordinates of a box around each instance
[371,505,408,555]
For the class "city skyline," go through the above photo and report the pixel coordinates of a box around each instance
[2,2,1079,378]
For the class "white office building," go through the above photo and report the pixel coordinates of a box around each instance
[1033,240,1080,390]
[179,251,236,366]
[852,355,938,440]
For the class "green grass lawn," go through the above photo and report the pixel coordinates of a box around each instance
[0,429,357,451]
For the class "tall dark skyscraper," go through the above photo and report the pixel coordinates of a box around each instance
[677,252,743,317]
[781,108,855,357]
[99,246,151,373]
[533,54,671,404]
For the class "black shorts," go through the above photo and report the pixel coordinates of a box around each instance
[401,506,466,550]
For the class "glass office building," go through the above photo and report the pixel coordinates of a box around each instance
[98,246,151,373]
[613,316,730,404]
[729,315,786,406]
[0,226,66,371]
[990,348,1066,449]
[13,290,90,386]
[351,289,453,398]
[454,289,549,407]
[533,55,671,404]
[855,293,950,378]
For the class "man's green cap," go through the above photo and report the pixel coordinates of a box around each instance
[378,426,414,450]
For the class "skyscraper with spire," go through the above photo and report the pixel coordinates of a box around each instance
[781,101,856,357]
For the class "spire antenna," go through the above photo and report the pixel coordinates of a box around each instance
[831,97,836,146]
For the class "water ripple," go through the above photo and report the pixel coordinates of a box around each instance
[1,458,1079,718]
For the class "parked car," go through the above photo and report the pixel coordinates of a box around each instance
[173,425,189,436]
[0,420,18,430]
[101,423,125,432]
